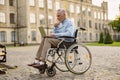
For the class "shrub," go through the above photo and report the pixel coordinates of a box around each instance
[99,32,104,43]
[104,32,113,44]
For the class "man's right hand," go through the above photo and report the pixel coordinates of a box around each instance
[49,33,56,37]
[54,22,60,27]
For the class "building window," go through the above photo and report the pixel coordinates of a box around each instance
[102,24,104,29]
[0,12,5,23]
[77,19,80,27]
[0,31,6,42]
[82,6,86,16]
[99,23,101,30]
[95,23,97,30]
[48,16,53,24]
[76,6,80,14]
[84,33,87,40]
[101,12,103,20]
[94,11,97,19]
[56,1,60,10]
[39,0,44,8]
[9,0,14,6]
[89,33,92,40]
[11,31,16,42]
[98,12,100,19]
[89,20,92,28]
[70,4,74,13]
[31,31,36,41]
[29,0,35,6]
[83,19,86,28]
[88,8,91,16]
[48,0,52,9]
[105,13,107,20]
[30,13,36,23]
[39,14,45,25]
[96,33,98,41]
[0,0,4,5]
[10,13,15,24]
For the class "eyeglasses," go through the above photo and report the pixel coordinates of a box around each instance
[57,15,61,17]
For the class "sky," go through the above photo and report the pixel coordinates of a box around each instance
[92,0,120,20]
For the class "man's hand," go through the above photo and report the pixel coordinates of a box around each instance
[49,33,56,37]
[54,22,60,27]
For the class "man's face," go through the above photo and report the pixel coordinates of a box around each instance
[56,12,65,22]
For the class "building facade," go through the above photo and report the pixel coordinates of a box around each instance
[0,0,109,45]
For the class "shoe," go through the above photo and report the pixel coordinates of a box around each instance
[28,63,36,66]
[32,60,47,68]
[32,63,45,68]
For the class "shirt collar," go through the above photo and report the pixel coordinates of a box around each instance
[62,18,67,24]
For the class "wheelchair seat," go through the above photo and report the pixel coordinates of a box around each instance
[58,41,76,49]
[56,29,78,49]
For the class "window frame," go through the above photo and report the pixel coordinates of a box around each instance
[31,31,36,41]
[48,0,52,9]
[39,14,45,25]
[10,13,15,24]
[56,1,60,10]
[11,31,16,42]
[39,0,44,8]
[29,0,35,6]
[9,0,14,6]
[0,0,4,5]
[30,13,36,23]
[0,31,6,42]
[0,12,5,23]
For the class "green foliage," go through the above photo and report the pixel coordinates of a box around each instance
[108,17,120,32]
[108,17,120,42]
[86,42,120,46]
[98,32,104,43]
[104,32,113,44]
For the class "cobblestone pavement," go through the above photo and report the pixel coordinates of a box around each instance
[0,45,120,80]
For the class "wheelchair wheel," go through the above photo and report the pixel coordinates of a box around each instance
[65,43,92,74]
[46,66,56,77]
[46,49,55,63]
[55,50,69,72]
[47,49,68,72]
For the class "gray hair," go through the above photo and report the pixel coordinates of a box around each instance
[57,9,67,15]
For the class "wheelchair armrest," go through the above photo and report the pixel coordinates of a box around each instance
[44,36,57,39]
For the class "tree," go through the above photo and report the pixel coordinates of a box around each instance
[99,32,104,43]
[108,17,120,41]
[104,31,113,44]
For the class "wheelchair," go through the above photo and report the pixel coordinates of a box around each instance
[38,29,92,77]
[0,44,7,62]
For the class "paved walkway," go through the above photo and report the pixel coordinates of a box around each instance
[0,45,120,80]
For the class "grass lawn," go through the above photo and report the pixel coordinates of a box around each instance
[86,42,120,46]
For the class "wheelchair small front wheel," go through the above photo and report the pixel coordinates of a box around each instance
[65,43,92,75]
[46,66,56,77]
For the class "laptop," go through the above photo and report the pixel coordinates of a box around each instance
[39,26,47,38]
[39,26,56,38]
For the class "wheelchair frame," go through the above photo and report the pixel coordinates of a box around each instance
[38,29,92,77]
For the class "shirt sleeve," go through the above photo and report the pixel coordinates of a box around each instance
[54,21,75,37]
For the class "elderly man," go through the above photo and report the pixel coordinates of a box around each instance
[28,9,76,68]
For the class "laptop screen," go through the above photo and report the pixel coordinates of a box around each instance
[39,27,46,38]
